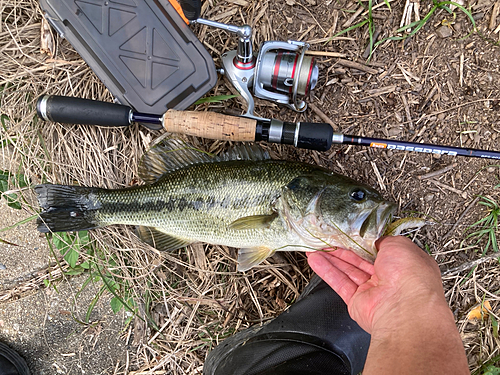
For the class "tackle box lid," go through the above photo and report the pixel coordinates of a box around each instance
[40,0,217,114]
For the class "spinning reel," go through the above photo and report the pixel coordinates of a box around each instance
[194,18,319,117]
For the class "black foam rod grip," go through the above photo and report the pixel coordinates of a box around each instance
[36,95,132,127]
[296,122,334,151]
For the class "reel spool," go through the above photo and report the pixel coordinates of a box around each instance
[254,41,318,112]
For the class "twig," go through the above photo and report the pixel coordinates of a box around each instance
[211,8,238,21]
[400,0,412,31]
[418,162,457,180]
[442,252,500,276]
[298,24,316,42]
[226,0,249,5]
[490,1,500,31]
[358,85,397,100]
[463,172,480,192]
[328,10,339,38]
[0,262,68,302]
[343,6,364,28]
[401,94,413,128]
[425,98,500,117]
[443,196,480,239]
[337,58,379,74]
[428,179,467,198]
[308,102,338,131]
[305,51,346,58]
[371,161,386,191]
[419,83,439,111]
[459,52,464,87]
[398,63,421,82]
[308,37,355,44]
[400,0,421,32]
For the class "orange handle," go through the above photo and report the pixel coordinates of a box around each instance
[167,0,190,24]
[162,110,257,142]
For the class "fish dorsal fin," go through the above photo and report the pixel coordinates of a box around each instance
[218,144,270,162]
[138,138,215,184]
[136,226,193,251]
[237,246,276,272]
[138,138,271,184]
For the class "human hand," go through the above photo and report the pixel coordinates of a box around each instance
[307,236,448,334]
[308,236,470,374]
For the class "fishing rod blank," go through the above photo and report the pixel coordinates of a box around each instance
[335,134,500,160]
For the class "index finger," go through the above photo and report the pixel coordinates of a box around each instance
[323,248,375,276]
[307,252,360,305]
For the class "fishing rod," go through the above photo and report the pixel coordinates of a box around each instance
[36,95,500,160]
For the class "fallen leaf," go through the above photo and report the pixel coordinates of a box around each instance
[276,296,286,309]
[40,16,55,57]
[467,300,492,320]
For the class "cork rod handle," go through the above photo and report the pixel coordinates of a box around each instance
[162,110,257,142]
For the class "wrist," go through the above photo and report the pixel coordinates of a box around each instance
[370,291,453,338]
[365,298,469,375]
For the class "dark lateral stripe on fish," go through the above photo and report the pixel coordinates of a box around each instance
[99,193,277,214]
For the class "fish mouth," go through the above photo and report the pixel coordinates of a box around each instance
[358,201,397,239]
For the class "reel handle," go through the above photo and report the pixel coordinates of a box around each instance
[162,110,257,142]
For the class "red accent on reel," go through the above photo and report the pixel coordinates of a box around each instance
[233,56,256,70]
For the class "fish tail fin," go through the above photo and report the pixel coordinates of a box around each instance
[34,184,102,233]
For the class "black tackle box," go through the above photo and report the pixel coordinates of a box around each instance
[39,0,217,114]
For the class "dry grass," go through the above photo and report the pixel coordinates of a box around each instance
[0,1,312,372]
[1,0,500,373]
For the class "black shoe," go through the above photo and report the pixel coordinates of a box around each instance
[203,275,370,375]
[0,342,30,375]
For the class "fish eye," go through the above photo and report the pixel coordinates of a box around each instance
[349,188,366,202]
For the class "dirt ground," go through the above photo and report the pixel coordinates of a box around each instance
[0,189,129,374]
[1,0,500,374]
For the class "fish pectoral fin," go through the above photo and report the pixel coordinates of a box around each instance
[237,246,276,272]
[136,226,193,251]
[228,213,278,230]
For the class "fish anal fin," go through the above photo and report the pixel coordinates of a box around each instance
[136,226,193,251]
[229,213,278,230]
[237,247,276,272]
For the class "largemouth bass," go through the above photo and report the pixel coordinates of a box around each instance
[35,139,396,271]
